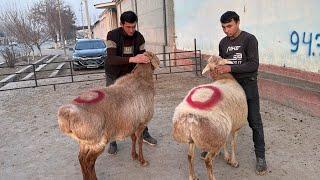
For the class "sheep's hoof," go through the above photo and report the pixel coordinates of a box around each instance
[140,160,149,167]
[224,155,231,162]
[228,161,239,168]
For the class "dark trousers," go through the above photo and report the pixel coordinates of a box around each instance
[106,74,150,146]
[239,78,266,159]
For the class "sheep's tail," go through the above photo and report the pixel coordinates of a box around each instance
[57,104,78,134]
[173,113,228,152]
[173,113,200,144]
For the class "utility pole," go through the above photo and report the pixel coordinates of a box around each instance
[57,0,67,58]
[83,0,92,39]
[80,1,85,31]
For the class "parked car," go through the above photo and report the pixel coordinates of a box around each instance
[71,39,107,70]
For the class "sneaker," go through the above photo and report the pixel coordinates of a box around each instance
[200,151,208,160]
[256,157,267,175]
[107,141,118,155]
[143,133,157,146]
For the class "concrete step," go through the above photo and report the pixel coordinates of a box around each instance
[49,62,65,78]
[21,55,58,80]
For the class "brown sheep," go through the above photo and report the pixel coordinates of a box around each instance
[57,52,160,180]
[172,56,248,180]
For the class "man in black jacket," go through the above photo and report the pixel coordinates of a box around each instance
[202,11,267,175]
[105,11,157,155]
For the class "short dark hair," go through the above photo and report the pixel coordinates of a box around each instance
[120,11,138,24]
[220,11,240,23]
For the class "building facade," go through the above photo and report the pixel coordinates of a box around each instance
[93,0,175,55]
[92,8,118,40]
[174,0,320,73]
[93,0,320,73]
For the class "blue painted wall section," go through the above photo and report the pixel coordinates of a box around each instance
[290,31,320,56]
[174,0,320,73]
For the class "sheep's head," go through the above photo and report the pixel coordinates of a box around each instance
[144,51,160,69]
[202,55,233,75]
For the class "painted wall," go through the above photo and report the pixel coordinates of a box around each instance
[115,0,175,53]
[174,0,320,73]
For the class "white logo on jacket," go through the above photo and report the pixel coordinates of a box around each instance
[226,46,241,53]
[123,46,134,55]
[229,53,243,64]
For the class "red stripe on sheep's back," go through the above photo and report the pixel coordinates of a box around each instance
[73,90,105,104]
[186,85,221,110]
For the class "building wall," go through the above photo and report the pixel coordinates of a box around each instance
[115,0,175,54]
[174,0,320,73]
[92,10,117,40]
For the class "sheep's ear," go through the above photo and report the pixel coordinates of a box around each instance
[207,55,221,63]
[226,60,233,64]
[145,51,160,69]
[151,55,160,69]
[219,58,233,65]
[207,56,215,63]
[202,64,211,74]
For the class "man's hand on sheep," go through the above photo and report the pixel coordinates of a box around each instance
[209,70,219,78]
[209,65,231,78]
[216,65,231,74]
[129,54,150,64]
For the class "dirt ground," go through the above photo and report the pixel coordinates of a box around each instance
[0,72,319,180]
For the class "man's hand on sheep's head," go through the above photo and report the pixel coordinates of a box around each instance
[129,54,150,64]
[215,65,231,74]
[209,69,219,78]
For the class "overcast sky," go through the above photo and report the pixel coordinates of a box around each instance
[1,0,112,25]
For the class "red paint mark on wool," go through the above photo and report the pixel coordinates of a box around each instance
[73,90,105,104]
[186,85,221,110]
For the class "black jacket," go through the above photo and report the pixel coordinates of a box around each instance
[219,31,259,81]
[105,27,145,78]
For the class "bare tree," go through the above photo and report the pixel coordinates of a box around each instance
[31,0,59,47]
[28,9,51,56]
[61,5,76,40]
[0,1,76,67]
[31,0,76,48]
[0,46,16,68]
[0,8,36,64]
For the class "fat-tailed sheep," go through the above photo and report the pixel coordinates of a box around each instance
[172,56,248,180]
[58,52,160,180]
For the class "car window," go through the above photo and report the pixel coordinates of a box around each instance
[75,40,106,50]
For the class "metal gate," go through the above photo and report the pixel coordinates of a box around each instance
[0,48,202,92]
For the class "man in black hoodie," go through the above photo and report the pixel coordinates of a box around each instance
[105,11,157,155]
[201,11,267,175]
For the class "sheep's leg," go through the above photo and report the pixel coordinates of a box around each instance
[223,143,231,162]
[135,124,149,166]
[188,143,198,180]
[228,131,239,168]
[204,152,216,180]
[78,143,105,180]
[131,134,138,160]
